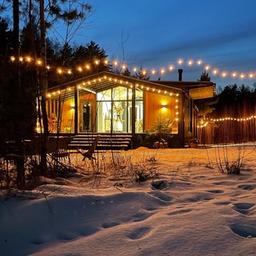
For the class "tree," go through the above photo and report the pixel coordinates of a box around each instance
[199,70,211,81]
[134,67,150,80]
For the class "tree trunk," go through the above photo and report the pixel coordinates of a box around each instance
[13,0,25,189]
[39,0,49,176]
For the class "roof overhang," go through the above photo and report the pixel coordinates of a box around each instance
[47,71,183,96]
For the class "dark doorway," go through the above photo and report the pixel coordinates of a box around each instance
[83,103,91,131]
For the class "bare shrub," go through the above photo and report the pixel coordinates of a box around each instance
[214,145,245,175]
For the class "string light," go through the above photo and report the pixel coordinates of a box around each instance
[7,55,256,80]
[198,115,256,128]
[46,74,180,121]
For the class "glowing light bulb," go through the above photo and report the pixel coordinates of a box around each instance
[113,61,118,66]
[85,64,90,70]
[240,73,245,79]
[36,59,42,66]
[25,56,32,62]
[249,73,254,78]
[188,60,193,66]
[160,69,165,74]
[177,59,183,65]
[67,69,72,75]
[10,56,15,62]
[94,60,100,65]
[222,72,227,77]
[168,65,174,71]
[151,69,156,75]
[46,65,50,70]
[197,60,203,65]
[232,72,237,78]
[213,69,218,75]
[77,66,83,72]
[19,57,24,62]
[205,65,210,71]
[133,67,137,72]
[57,68,63,74]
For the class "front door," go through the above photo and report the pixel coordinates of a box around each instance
[82,102,91,131]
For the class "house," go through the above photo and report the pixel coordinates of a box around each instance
[45,70,215,148]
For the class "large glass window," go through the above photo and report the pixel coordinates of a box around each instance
[96,86,143,133]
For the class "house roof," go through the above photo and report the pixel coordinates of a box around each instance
[48,71,187,93]
[47,71,217,101]
[151,80,216,90]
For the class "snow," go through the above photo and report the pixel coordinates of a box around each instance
[1,146,256,256]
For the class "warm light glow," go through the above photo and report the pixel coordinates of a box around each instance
[57,68,63,74]
[188,60,193,66]
[77,66,83,72]
[177,59,183,65]
[10,56,15,62]
[205,65,210,71]
[94,60,100,65]
[213,69,218,75]
[222,72,227,77]
[197,60,202,65]
[36,59,42,66]
[25,56,32,62]
[67,69,72,75]
[85,64,90,70]
[168,65,174,71]
[151,69,156,75]
[160,69,165,74]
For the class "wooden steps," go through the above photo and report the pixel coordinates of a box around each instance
[68,133,132,150]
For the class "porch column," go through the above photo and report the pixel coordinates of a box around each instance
[74,85,79,134]
[131,85,136,146]
[179,93,185,146]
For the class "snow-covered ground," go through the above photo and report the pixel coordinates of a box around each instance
[1,146,256,256]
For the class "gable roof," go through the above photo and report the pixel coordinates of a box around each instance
[48,71,183,93]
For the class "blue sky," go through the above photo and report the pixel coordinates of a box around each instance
[53,0,256,88]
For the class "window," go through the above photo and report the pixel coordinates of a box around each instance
[96,86,143,133]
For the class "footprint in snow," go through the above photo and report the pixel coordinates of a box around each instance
[127,227,151,240]
[230,221,256,238]
[102,222,120,228]
[207,189,224,194]
[148,191,173,203]
[167,208,192,216]
[232,203,255,215]
[132,211,153,222]
[238,184,256,191]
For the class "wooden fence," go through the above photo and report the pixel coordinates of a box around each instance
[198,120,256,144]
